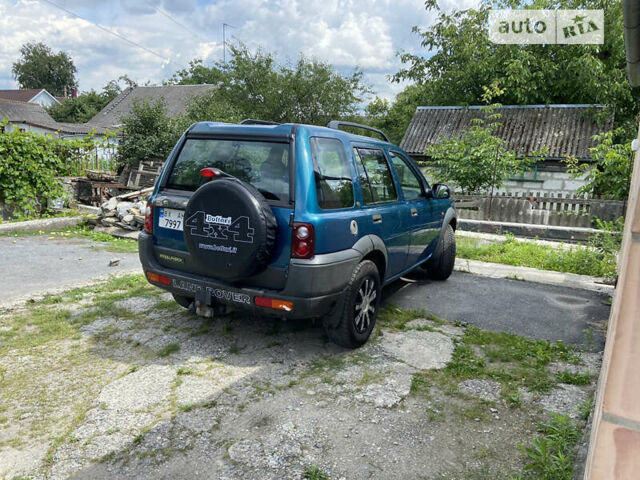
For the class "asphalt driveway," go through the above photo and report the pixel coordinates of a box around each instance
[385,270,610,350]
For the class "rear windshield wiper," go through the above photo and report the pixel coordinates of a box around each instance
[256,188,280,201]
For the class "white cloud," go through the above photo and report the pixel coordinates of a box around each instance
[0,0,477,102]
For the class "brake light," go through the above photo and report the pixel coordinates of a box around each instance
[255,296,294,312]
[144,202,153,234]
[291,222,315,259]
[146,271,171,286]
[200,167,218,178]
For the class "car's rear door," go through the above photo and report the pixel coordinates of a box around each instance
[151,132,294,290]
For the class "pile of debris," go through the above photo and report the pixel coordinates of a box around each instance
[88,187,152,237]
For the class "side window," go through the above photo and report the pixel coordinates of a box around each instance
[311,137,354,209]
[354,147,397,204]
[388,152,423,201]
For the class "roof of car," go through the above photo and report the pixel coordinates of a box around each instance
[187,121,395,148]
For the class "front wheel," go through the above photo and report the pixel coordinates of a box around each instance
[422,224,456,280]
[323,260,381,348]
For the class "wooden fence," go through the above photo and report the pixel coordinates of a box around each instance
[455,192,625,228]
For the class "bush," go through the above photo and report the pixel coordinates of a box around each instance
[0,123,102,218]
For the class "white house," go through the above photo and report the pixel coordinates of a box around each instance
[0,89,61,108]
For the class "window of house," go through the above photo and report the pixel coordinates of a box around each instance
[353,148,397,204]
[310,137,354,209]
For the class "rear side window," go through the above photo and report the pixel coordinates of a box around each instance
[354,148,397,204]
[167,139,290,202]
[311,137,354,209]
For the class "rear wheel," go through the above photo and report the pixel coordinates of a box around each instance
[324,260,381,348]
[172,293,193,309]
[422,223,456,280]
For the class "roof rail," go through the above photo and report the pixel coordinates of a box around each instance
[326,120,390,142]
[239,119,280,126]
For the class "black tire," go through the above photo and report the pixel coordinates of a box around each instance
[183,177,277,281]
[323,260,381,348]
[172,293,193,309]
[422,224,456,280]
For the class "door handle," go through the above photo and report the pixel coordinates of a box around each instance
[372,214,382,224]
[411,208,418,217]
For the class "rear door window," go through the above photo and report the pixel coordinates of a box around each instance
[311,137,354,209]
[167,139,290,202]
[353,148,397,204]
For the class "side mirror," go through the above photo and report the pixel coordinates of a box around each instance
[423,187,433,198]
[433,184,451,199]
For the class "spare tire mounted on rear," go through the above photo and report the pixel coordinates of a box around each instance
[183,177,277,280]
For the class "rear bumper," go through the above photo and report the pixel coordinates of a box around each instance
[138,232,360,319]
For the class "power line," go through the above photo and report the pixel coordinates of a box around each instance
[150,5,208,43]
[38,0,168,62]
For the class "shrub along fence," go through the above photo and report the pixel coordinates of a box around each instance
[455,191,624,228]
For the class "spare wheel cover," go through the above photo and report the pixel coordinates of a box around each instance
[183,178,277,280]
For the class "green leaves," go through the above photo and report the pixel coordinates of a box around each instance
[0,125,104,218]
[425,104,524,194]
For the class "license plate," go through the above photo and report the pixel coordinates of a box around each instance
[158,208,184,231]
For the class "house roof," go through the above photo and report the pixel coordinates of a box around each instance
[0,88,60,105]
[400,104,614,160]
[88,84,216,127]
[0,99,105,135]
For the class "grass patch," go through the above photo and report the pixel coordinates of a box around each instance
[302,465,330,480]
[377,304,445,331]
[158,343,180,357]
[556,371,592,386]
[456,234,617,277]
[521,413,581,480]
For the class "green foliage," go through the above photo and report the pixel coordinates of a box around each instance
[12,42,77,96]
[456,233,618,277]
[47,78,130,123]
[589,217,624,257]
[389,0,637,136]
[556,371,592,386]
[565,130,634,200]
[521,414,581,480]
[0,123,107,218]
[302,465,330,480]
[117,98,182,169]
[176,42,370,126]
[425,86,524,194]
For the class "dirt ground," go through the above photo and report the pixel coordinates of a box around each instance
[0,275,601,480]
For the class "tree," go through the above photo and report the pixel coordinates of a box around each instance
[47,76,134,123]
[118,99,181,170]
[386,0,639,141]
[174,43,370,125]
[425,86,524,194]
[12,42,77,96]
[565,130,634,199]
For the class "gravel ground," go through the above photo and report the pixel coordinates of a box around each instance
[0,280,602,480]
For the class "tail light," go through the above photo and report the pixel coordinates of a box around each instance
[292,222,314,259]
[146,271,171,286]
[144,202,153,234]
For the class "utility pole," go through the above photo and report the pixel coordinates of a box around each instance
[223,23,235,65]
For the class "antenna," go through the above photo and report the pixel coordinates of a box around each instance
[223,23,235,65]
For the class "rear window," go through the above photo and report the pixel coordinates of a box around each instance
[167,139,290,202]
[311,137,354,209]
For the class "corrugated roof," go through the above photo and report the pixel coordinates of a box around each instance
[0,89,45,103]
[88,84,217,127]
[400,104,614,160]
[0,99,105,134]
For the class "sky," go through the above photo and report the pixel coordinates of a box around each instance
[0,0,477,103]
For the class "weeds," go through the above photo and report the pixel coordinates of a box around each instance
[556,371,592,386]
[456,233,617,277]
[158,343,180,357]
[521,414,581,480]
[303,465,330,480]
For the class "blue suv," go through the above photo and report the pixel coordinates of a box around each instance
[139,120,456,348]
